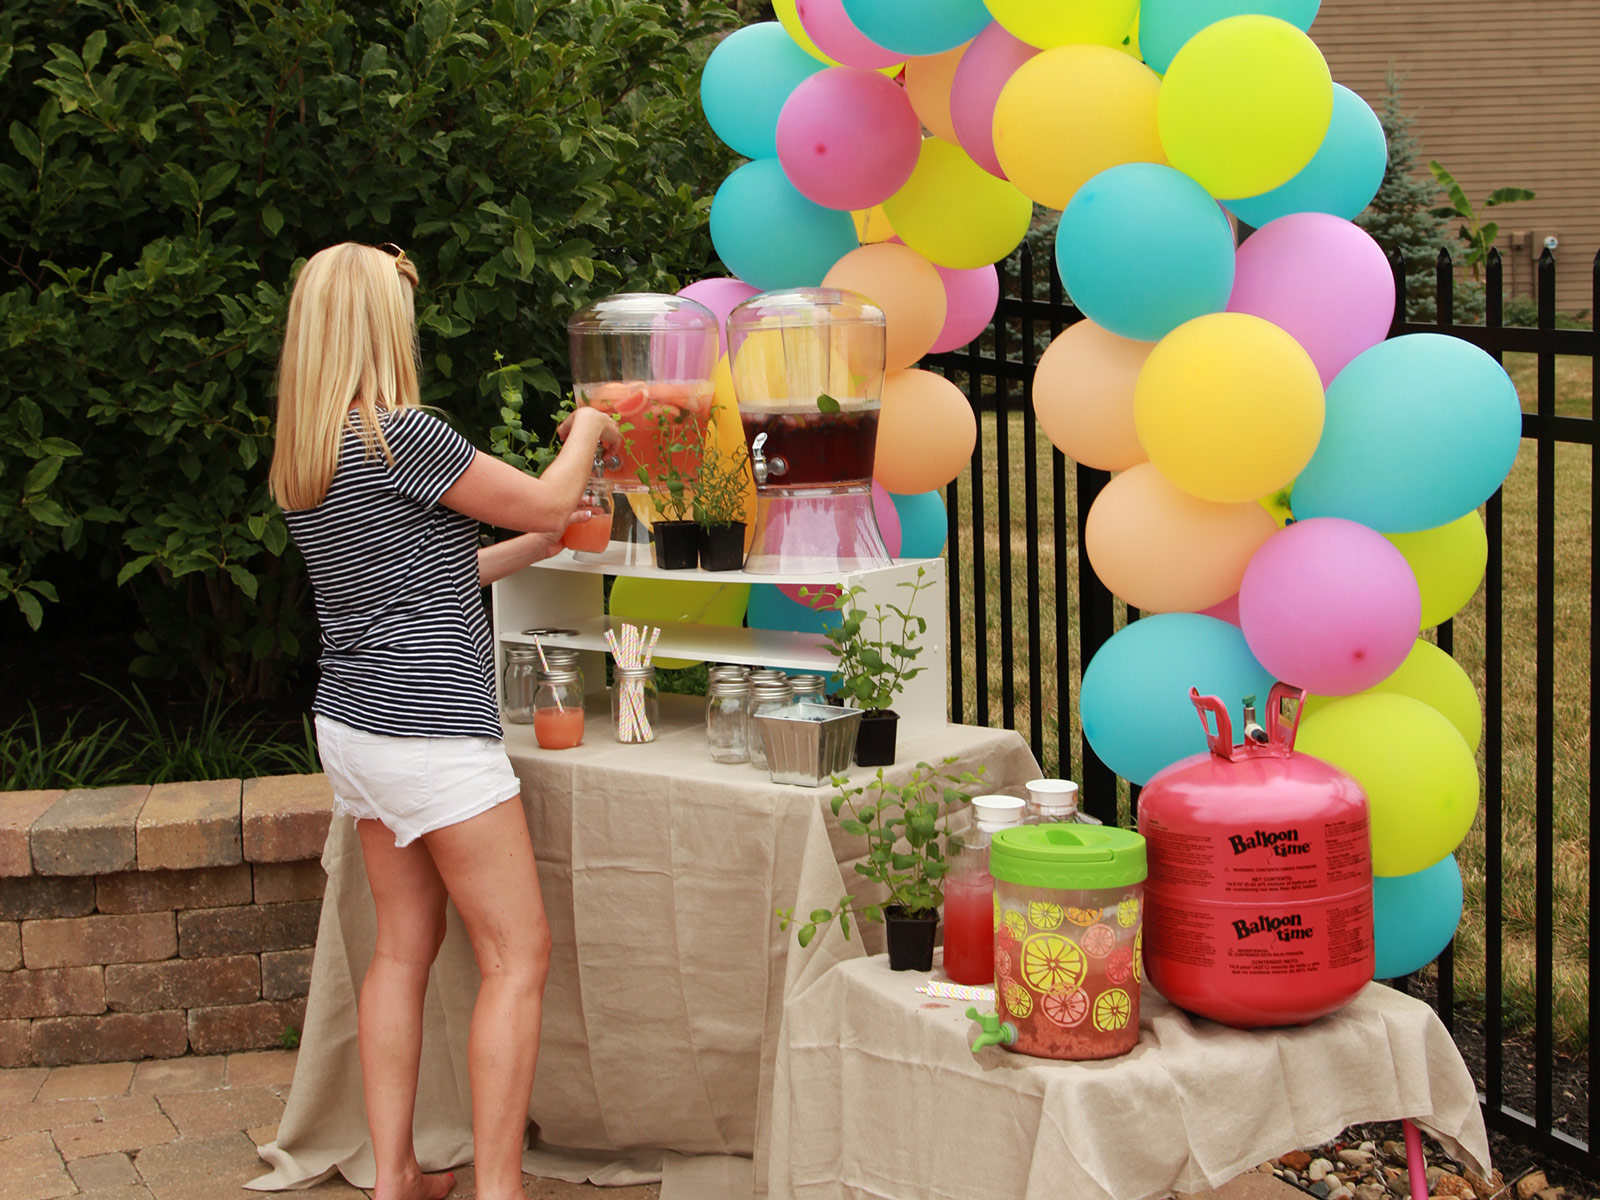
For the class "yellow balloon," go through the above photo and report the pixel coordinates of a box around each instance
[773,0,903,75]
[881,138,1033,270]
[852,205,897,244]
[873,368,976,493]
[993,45,1164,210]
[1121,11,1141,61]
[1303,639,1482,754]
[1259,489,1294,528]
[1084,463,1278,612]
[609,576,751,669]
[1156,15,1333,200]
[710,355,758,542]
[823,243,948,373]
[1385,512,1488,630]
[1134,313,1325,504]
[982,0,1138,48]
[903,44,968,143]
[1296,693,1479,877]
[1031,319,1151,471]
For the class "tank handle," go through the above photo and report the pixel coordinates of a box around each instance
[1266,681,1308,752]
[1188,688,1235,759]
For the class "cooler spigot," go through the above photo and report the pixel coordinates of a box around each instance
[967,1007,1017,1053]
[749,432,786,486]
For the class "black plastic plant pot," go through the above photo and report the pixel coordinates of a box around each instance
[651,521,699,570]
[853,709,900,767]
[698,522,746,571]
[884,904,938,972]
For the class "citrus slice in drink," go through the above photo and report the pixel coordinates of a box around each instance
[1106,946,1134,985]
[1040,987,1090,1028]
[1093,987,1131,1032]
[1134,927,1143,982]
[1027,900,1065,931]
[1002,979,1034,1020]
[993,892,1001,933]
[1065,906,1101,927]
[1117,895,1141,928]
[1003,910,1027,942]
[996,947,1015,982]
[1020,933,1086,995]
[613,387,651,421]
[1080,923,1117,958]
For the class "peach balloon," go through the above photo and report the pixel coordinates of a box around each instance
[823,242,948,372]
[1084,462,1279,613]
[873,368,976,493]
[1032,319,1152,471]
[903,43,968,143]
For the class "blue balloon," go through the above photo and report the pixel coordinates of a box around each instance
[747,583,842,637]
[1055,164,1236,343]
[890,489,948,558]
[1081,614,1276,786]
[710,160,860,292]
[1373,854,1463,979]
[1291,334,1522,534]
[1140,0,1321,75]
[1226,85,1386,227]
[840,0,991,56]
[700,23,823,159]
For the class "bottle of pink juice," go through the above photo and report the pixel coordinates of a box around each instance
[943,794,1027,986]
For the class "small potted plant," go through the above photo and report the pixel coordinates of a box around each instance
[638,405,700,570]
[806,566,932,767]
[691,416,750,571]
[776,757,986,971]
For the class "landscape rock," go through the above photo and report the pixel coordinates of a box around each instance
[1516,1172,1549,1200]
[1281,1151,1313,1172]
[1310,1159,1334,1182]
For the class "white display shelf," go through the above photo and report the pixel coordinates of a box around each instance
[498,616,837,673]
[528,549,921,588]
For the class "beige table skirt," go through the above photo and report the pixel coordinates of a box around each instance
[248,696,1041,1199]
[770,955,1492,1200]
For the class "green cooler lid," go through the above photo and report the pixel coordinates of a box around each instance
[989,824,1147,889]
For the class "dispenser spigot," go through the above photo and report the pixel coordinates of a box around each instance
[967,1007,1017,1053]
[592,447,621,475]
[749,432,786,486]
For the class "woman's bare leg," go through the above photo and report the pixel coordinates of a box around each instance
[422,796,550,1200]
[355,819,457,1200]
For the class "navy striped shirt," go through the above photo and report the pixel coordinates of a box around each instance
[283,409,500,739]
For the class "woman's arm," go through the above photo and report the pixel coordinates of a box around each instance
[441,407,621,533]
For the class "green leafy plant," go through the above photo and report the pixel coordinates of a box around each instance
[1428,162,1535,282]
[777,757,987,945]
[806,567,933,712]
[690,412,750,529]
[487,352,578,478]
[637,404,700,522]
[0,0,736,696]
[0,706,131,791]
[278,1025,301,1051]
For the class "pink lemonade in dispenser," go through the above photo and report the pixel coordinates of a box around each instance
[1138,685,1374,1029]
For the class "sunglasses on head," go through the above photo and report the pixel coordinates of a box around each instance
[375,242,408,265]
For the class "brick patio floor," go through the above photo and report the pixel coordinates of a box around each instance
[0,1051,659,1200]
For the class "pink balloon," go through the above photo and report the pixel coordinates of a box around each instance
[928,262,999,353]
[795,0,902,69]
[776,68,922,211]
[1199,592,1241,626]
[1238,518,1421,696]
[1228,213,1396,387]
[948,23,1037,179]
[677,278,759,356]
[777,481,903,604]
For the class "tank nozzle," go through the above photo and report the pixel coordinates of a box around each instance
[1241,694,1269,745]
[967,1007,1017,1053]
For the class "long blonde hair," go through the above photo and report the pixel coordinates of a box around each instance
[269,243,422,511]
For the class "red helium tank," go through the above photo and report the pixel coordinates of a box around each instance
[1138,684,1374,1028]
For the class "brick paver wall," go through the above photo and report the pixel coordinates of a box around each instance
[0,776,333,1068]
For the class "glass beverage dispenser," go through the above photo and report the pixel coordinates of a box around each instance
[567,294,720,565]
[725,289,892,574]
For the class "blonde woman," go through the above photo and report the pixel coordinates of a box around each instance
[269,243,619,1200]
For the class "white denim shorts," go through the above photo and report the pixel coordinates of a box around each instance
[314,716,522,848]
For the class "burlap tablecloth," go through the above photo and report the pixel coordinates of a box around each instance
[770,954,1491,1200]
[248,695,1041,1199]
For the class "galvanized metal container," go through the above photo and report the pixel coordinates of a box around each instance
[753,703,863,787]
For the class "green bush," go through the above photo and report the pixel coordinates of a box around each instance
[1,0,736,697]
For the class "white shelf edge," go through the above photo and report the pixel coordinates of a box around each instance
[500,616,838,672]
[524,549,942,586]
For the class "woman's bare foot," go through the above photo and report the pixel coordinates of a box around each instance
[373,1164,455,1200]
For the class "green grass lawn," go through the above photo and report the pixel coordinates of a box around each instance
[946,348,1594,1049]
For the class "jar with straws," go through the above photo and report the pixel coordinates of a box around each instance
[607,622,662,745]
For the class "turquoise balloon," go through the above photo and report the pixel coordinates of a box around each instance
[1373,855,1463,979]
[1055,164,1236,343]
[840,0,991,56]
[747,583,842,637]
[1226,85,1386,227]
[1081,613,1276,786]
[710,160,859,291]
[1141,0,1321,74]
[890,489,948,558]
[700,23,823,159]
[1292,334,1522,534]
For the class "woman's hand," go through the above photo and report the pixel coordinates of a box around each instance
[558,406,623,453]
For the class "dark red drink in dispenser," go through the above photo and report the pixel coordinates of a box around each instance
[739,406,878,488]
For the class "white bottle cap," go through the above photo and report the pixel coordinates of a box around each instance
[1025,778,1079,817]
[971,794,1027,833]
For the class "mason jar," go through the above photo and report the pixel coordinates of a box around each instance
[747,676,794,771]
[706,677,751,764]
[788,674,826,701]
[612,665,659,744]
[533,668,585,750]
[502,646,541,724]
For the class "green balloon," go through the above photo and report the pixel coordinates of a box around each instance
[1386,512,1487,630]
[1303,639,1481,753]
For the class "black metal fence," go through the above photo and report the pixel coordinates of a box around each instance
[926,243,1599,1177]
